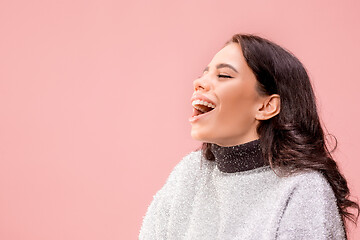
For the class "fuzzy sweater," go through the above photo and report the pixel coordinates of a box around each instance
[139,139,346,239]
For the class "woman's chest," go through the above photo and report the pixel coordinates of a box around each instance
[166,170,283,240]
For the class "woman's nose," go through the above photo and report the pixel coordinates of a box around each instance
[193,76,210,91]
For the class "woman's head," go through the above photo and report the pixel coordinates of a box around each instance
[193,33,359,237]
[190,42,280,146]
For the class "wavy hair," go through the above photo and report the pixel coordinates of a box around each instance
[195,33,359,238]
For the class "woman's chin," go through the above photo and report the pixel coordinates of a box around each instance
[190,129,212,142]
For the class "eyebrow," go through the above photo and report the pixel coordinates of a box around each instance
[203,63,239,73]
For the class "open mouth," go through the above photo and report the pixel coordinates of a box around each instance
[192,100,216,116]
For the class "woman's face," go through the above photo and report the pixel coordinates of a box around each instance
[190,42,268,147]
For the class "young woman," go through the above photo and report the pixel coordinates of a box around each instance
[139,34,359,240]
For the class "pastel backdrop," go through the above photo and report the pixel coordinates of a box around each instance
[0,0,359,239]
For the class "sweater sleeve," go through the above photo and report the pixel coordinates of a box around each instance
[138,151,195,240]
[276,171,346,240]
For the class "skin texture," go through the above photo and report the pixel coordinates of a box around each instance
[190,43,281,147]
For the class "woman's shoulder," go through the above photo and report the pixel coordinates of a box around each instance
[157,150,204,195]
[170,150,204,176]
[274,169,345,239]
[282,169,331,187]
[277,168,337,201]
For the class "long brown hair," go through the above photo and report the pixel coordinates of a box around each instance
[195,33,359,238]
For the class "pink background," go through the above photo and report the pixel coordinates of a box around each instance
[0,0,359,239]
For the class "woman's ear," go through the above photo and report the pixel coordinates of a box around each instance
[255,94,281,120]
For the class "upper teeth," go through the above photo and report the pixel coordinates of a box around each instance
[191,99,216,108]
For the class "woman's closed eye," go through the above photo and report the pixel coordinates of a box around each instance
[218,74,233,78]
[196,73,234,79]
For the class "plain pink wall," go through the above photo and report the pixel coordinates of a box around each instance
[0,0,359,239]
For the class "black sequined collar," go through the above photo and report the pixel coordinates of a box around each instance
[210,139,269,173]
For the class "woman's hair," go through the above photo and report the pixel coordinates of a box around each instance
[195,33,359,238]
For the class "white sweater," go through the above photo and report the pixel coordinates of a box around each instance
[139,149,346,239]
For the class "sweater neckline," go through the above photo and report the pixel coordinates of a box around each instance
[210,138,269,173]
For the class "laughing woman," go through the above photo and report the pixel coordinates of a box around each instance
[139,34,359,240]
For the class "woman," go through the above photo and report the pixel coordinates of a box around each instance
[139,34,359,239]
